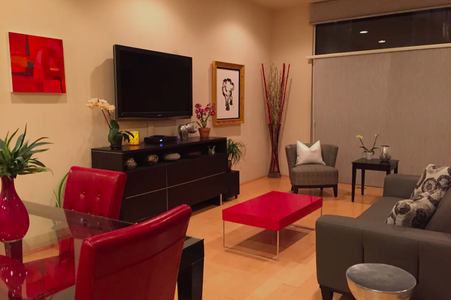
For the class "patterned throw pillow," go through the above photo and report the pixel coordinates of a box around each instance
[386,164,451,228]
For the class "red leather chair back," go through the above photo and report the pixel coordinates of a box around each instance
[64,166,126,219]
[74,205,191,300]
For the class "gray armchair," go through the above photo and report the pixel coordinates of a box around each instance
[316,174,451,300]
[285,144,339,197]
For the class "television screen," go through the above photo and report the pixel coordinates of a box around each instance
[114,45,193,120]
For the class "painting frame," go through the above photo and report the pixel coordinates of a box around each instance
[212,61,245,126]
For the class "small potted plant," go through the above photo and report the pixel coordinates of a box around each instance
[356,133,381,160]
[87,98,134,149]
[195,103,216,138]
[227,139,246,171]
[0,126,51,241]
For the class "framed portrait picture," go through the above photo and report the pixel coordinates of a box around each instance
[212,61,245,126]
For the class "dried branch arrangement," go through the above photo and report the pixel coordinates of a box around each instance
[262,63,290,178]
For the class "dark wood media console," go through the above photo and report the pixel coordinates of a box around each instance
[91,137,227,223]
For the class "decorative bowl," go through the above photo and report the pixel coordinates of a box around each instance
[164,153,181,161]
[186,151,201,158]
[147,154,159,165]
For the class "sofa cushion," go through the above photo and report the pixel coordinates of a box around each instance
[385,195,438,229]
[289,164,338,186]
[410,164,451,201]
[358,197,401,222]
[426,190,451,233]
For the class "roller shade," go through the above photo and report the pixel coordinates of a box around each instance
[310,0,451,24]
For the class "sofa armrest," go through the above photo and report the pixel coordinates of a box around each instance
[383,174,420,199]
[316,215,451,299]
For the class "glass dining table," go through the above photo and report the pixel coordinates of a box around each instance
[0,201,204,300]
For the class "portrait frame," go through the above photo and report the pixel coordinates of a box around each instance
[212,61,245,126]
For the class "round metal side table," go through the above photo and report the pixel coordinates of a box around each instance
[346,264,416,300]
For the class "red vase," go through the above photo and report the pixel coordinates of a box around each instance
[0,177,30,242]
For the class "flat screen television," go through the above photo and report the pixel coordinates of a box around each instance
[114,45,193,120]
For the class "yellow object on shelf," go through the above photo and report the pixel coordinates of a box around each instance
[129,131,140,146]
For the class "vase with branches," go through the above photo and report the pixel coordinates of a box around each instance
[227,139,246,171]
[0,126,51,241]
[356,133,381,160]
[87,98,134,149]
[262,63,291,177]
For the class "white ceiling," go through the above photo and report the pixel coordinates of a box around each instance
[246,0,319,9]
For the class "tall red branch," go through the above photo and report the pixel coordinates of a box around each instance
[279,64,290,124]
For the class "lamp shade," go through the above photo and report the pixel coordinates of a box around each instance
[129,131,140,146]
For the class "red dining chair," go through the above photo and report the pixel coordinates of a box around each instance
[22,166,127,298]
[63,166,127,219]
[60,166,127,257]
[75,204,192,300]
[0,205,191,300]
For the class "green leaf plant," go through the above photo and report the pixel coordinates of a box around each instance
[0,125,51,179]
[227,139,246,166]
[54,172,69,208]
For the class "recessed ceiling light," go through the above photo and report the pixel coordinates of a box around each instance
[379,40,386,44]
[360,30,368,34]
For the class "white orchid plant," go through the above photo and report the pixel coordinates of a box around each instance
[86,98,134,145]
[355,133,381,154]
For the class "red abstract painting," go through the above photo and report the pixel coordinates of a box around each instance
[8,32,66,93]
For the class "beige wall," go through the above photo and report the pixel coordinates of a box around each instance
[271,4,313,175]
[0,0,273,206]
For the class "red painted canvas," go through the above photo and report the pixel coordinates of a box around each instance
[8,32,66,93]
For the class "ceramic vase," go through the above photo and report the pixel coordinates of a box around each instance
[199,128,211,138]
[365,152,373,160]
[0,177,30,242]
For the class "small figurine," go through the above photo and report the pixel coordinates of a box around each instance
[208,146,216,155]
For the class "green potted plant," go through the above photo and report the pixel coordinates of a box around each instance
[356,133,381,160]
[87,98,134,149]
[0,126,51,241]
[227,139,246,171]
[54,172,69,208]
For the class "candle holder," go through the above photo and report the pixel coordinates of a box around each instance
[129,131,140,146]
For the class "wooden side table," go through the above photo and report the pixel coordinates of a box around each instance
[352,158,399,202]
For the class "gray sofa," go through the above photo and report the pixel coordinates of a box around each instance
[285,144,339,197]
[316,174,451,300]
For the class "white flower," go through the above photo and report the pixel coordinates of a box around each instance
[105,105,116,112]
[86,102,95,109]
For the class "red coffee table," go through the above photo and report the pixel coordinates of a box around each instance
[222,191,322,260]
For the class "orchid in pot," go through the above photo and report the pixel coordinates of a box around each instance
[195,103,216,138]
[0,126,51,241]
[356,133,381,160]
[87,99,134,149]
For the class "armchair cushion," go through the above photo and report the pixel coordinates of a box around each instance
[290,164,338,186]
[295,141,325,166]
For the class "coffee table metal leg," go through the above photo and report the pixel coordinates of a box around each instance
[289,207,323,231]
[223,221,280,261]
